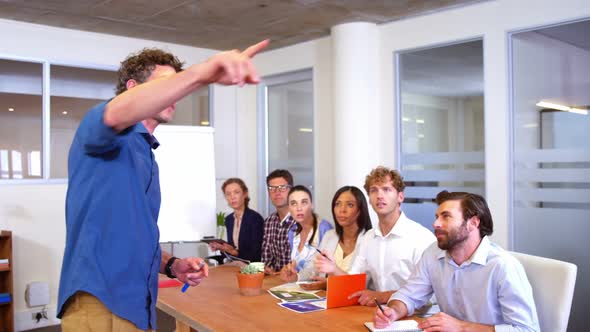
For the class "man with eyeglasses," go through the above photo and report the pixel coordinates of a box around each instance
[261,169,296,274]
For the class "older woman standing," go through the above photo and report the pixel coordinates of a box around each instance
[210,178,264,262]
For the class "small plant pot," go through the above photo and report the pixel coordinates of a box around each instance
[236,272,264,296]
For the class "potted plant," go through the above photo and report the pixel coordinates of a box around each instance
[236,263,265,296]
[216,212,226,240]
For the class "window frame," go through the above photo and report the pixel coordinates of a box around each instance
[0,55,212,184]
[256,68,314,216]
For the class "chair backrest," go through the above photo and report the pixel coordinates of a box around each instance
[510,251,577,332]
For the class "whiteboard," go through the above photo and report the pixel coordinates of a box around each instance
[154,125,216,242]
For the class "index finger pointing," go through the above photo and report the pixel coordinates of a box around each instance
[242,39,270,58]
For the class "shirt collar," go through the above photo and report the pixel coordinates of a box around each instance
[468,235,491,265]
[280,212,292,224]
[136,122,160,149]
[373,212,410,238]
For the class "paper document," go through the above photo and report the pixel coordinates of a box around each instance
[277,299,326,313]
[364,320,422,332]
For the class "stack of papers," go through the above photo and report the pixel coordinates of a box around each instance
[268,283,325,313]
[269,274,366,314]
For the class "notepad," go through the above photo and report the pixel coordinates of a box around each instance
[364,320,422,332]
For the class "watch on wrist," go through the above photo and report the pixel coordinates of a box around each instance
[165,256,179,279]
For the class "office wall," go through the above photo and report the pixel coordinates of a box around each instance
[238,38,335,221]
[236,0,590,248]
[378,0,590,247]
[2,0,590,329]
[0,18,229,330]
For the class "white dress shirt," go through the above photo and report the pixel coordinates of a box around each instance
[391,237,540,332]
[349,212,435,292]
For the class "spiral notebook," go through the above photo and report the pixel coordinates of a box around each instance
[364,320,422,332]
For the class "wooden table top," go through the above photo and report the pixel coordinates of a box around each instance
[157,265,395,332]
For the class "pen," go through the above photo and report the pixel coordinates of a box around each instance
[375,298,386,314]
[310,246,332,262]
[181,261,205,293]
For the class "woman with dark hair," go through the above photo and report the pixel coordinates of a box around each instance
[280,186,372,286]
[209,178,264,262]
[279,185,333,282]
[298,186,372,289]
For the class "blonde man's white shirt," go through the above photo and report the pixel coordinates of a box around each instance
[349,212,435,291]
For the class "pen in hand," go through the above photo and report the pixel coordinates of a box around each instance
[181,261,206,293]
[375,298,390,323]
[310,246,332,262]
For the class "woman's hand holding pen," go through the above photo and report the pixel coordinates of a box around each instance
[172,257,209,287]
[279,260,298,282]
[314,250,337,274]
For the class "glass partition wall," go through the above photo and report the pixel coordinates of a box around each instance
[0,57,210,181]
[258,70,314,216]
[397,40,485,230]
[511,19,590,331]
[0,59,43,179]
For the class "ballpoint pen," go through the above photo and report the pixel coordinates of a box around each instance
[181,261,206,293]
[310,245,332,262]
[375,298,386,314]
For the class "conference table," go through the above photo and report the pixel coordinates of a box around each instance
[157,265,420,331]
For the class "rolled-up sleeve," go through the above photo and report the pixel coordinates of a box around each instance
[390,252,434,315]
[77,101,130,154]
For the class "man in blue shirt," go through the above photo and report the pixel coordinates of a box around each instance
[57,40,269,331]
[374,191,539,332]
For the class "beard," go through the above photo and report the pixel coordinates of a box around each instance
[154,113,171,124]
[154,107,175,124]
[435,220,469,251]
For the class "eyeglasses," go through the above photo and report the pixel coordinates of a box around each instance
[268,185,291,193]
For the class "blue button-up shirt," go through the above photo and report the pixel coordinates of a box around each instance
[58,101,162,330]
[391,237,540,332]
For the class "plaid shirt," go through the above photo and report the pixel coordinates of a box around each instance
[261,211,295,271]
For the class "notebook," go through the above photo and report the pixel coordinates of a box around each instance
[364,320,422,332]
[200,237,229,245]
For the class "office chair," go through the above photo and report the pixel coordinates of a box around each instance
[510,251,577,332]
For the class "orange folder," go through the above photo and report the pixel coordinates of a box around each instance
[326,273,366,308]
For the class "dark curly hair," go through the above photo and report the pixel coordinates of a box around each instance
[115,48,184,95]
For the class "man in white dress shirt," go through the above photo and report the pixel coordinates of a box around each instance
[316,166,435,306]
[374,191,539,332]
